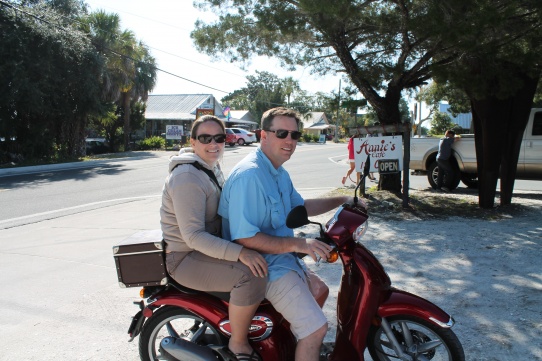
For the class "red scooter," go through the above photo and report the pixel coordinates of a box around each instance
[125,172,465,361]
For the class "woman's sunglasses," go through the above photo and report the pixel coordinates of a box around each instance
[266,129,302,140]
[197,134,226,144]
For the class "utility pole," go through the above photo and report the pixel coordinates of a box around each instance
[335,79,341,142]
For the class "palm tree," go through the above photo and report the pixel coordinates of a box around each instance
[82,11,156,150]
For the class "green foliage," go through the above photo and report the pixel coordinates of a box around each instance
[221,71,288,123]
[0,1,103,161]
[139,136,165,150]
[428,111,457,136]
[302,133,312,142]
[312,134,320,142]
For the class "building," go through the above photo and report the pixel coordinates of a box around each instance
[144,94,224,138]
[439,103,472,131]
[225,110,258,130]
[300,112,335,137]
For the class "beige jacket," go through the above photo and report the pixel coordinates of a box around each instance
[160,150,242,261]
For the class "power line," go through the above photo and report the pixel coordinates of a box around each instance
[0,0,233,94]
[83,2,248,80]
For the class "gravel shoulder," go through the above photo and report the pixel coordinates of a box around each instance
[299,187,542,361]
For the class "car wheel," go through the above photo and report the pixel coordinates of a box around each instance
[460,173,478,188]
[427,161,460,190]
[237,138,245,146]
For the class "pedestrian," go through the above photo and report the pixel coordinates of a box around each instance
[436,129,460,192]
[341,134,359,186]
[219,107,359,361]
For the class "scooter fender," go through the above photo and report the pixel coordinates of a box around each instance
[146,291,230,326]
[377,288,455,328]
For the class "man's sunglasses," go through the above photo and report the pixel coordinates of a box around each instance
[197,134,226,144]
[266,129,302,140]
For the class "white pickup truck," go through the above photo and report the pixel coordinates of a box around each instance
[410,108,542,189]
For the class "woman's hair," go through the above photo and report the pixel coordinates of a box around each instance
[191,115,226,139]
[261,107,301,130]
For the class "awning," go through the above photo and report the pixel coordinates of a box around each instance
[224,117,259,126]
[307,124,334,130]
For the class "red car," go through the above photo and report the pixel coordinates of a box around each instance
[225,128,237,147]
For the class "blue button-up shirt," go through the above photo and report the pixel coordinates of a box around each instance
[218,148,305,281]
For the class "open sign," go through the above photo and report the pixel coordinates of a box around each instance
[378,159,399,174]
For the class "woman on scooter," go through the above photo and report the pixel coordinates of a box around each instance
[160,115,268,361]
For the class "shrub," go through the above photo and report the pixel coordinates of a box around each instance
[302,133,312,142]
[139,136,165,150]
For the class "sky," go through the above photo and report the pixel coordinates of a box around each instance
[83,0,344,103]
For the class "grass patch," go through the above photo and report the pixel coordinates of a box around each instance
[327,187,532,221]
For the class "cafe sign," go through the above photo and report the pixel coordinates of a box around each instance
[353,136,402,174]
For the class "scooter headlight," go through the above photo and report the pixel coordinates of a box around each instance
[353,221,368,242]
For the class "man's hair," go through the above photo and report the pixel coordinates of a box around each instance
[261,107,301,130]
[191,115,225,139]
[446,129,456,137]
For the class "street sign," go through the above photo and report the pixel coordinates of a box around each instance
[378,159,399,174]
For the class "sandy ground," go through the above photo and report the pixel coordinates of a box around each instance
[298,190,542,361]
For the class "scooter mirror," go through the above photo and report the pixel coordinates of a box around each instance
[286,205,310,229]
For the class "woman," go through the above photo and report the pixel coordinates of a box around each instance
[342,134,359,185]
[161,115,267,361]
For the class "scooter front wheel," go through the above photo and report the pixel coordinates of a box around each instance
[139,306,227,361]
[367,315,465,361]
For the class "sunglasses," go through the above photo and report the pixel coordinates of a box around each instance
[197,134,226,144]
[266,129,302,140]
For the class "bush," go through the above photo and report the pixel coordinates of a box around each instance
[312,134,320,142]
[302,133,312,142]
[139,136,165,150]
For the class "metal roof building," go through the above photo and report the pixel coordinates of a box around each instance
[144,94,224,137]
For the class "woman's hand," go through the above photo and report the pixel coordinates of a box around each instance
[239,248,268,278]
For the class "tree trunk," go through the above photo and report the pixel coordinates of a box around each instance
[499,73,539,206]
[123,92,131,151]
[470,71,539,208]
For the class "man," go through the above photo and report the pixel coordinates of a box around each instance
[219,107,358,361]
[436,129,460,192]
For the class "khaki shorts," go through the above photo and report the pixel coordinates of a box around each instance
[166,251,266,306]
[266,270,328,340]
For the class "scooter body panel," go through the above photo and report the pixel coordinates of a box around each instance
[378,288,453,326]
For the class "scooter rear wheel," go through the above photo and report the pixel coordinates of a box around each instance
[367,315,465,361]
[139,306,227,361]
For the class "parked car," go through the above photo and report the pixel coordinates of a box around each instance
[410,107,542,189]
[228,128,257,145]
[225,128,237,147]
[85,138,109,155]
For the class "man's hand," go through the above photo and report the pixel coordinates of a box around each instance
[238,248,268,278]
[299,238,333,262]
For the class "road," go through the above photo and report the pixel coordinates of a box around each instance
[2,142,540,228]
[0,142,352,228]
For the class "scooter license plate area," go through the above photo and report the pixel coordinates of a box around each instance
[127,310,144,340]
